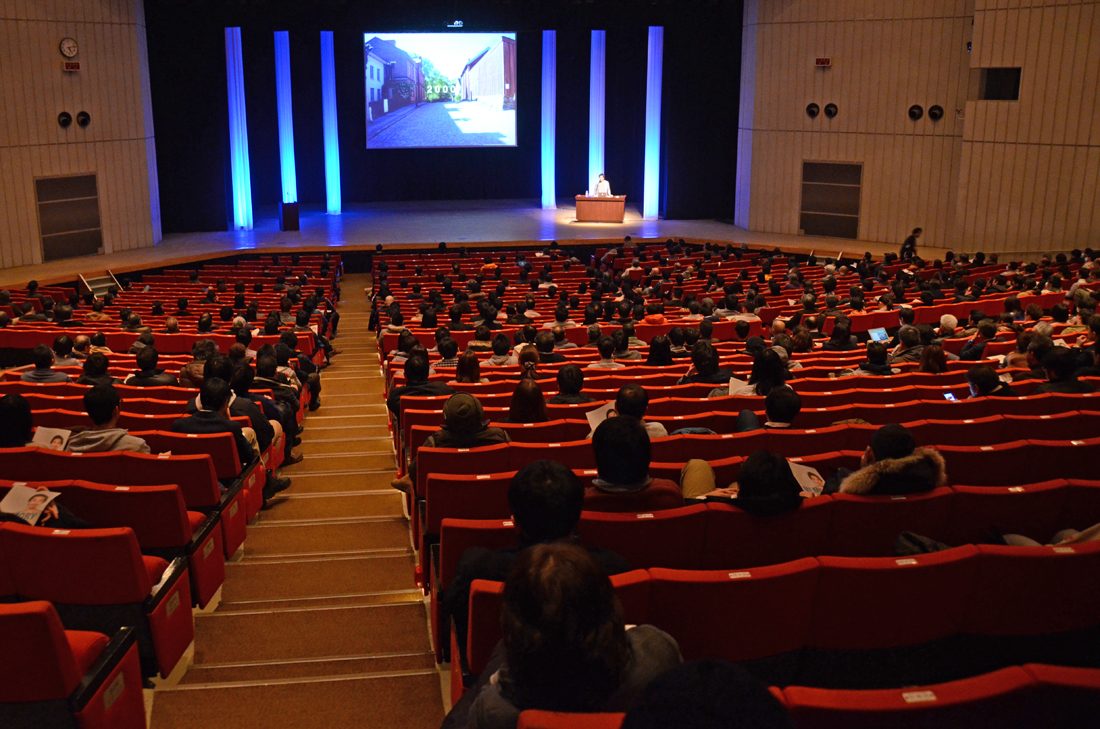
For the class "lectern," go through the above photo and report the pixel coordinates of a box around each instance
[575,195,626,223]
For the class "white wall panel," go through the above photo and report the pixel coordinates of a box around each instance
[0,0,159,269]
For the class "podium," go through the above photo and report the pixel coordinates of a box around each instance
[575,195,626,223]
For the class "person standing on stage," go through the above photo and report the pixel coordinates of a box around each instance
[900,227,922,261]
[595,173,612,197]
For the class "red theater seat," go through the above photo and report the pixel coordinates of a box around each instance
[517,711,624,729]
[1023,663,1100,728]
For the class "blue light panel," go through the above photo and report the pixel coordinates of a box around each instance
[541,30,557,210]
[589,30,606,194]
[225,27,253,230]
[643,26,664,220]
[320,31,341,214]
[274,31,297,204]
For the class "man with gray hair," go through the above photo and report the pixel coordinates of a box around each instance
[889,325,925,363]
[938,314,959,338]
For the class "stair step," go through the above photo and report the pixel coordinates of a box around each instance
[179,651,436,684]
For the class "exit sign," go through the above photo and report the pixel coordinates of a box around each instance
[815,57,831,67]
[62,61,81,72]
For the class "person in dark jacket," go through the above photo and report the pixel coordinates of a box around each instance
[75,353,119,387]
[124,347,179,387]
[1035,347,1097,394]
[20,344,71,383]
[959,320,998,361]
[966,365,1019,398]
[386,355,455,420]
[547,365,594,405]
[839,424,946,496]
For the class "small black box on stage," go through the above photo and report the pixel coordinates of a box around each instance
[279,202,299,231]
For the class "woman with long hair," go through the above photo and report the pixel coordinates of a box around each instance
[507,378,548,423]
[454,350,487,384]
[466,543,681,728]
[645,335,673,366]
[746,348,789,396]
[919,344,948,374]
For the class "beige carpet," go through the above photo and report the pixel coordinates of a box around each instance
[151,274,444,729]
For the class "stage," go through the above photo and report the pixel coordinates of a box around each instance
[0,199,947,288]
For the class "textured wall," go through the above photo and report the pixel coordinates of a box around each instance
[0,0,160,269]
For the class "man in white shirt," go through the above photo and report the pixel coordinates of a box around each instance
[594,173,611,197]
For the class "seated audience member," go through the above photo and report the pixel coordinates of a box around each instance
[84,300,112,322]
[588,335,625,369]
[613,330,642,361]
[1036,347,1097,393]
[468,326,494,351]
[822,323,857,351]
[88,332,113,355]
[645,335,673,366]
[486,334,517,366]
[724,348,788,397]
[66,385,150,453]
[966,365,1019,398]
[436,337,461,368]
[918,344,948,374]
[424,393,510,450]
[124,346,179,386]
[507,379,548,424]
[621,660,793,729]
[548,365,593,404]
[679,341,733,385]
[838,424,946,496]
[586,416,683,512]
[75,352,118,386]
[52,335,80,366]
[462,543,680,729]
[516,345,540,379]
[441,460,631,661]
[733,386,802,432]
[128,332,155,354]
[179,339,216,388]
[227,361,295,463]
[846,341,898,377]
[0,393,34,447]
[593,384,667,439]
[888,325,925,364]
[71,334,90,359]
[254,354,301,415]
[552,325,577,349]
[959,320,998,360]
[534,331,566,363]
[453,351,488,384]
[386,355,456,419]
[20,344,71,383]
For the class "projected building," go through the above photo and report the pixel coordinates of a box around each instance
[459,36,516,110]
[365,37,425,119]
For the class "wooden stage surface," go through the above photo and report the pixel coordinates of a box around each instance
[0,199,954,288]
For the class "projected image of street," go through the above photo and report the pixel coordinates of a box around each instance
[364,32,517,149]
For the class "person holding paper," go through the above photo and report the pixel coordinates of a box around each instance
[67,385,151,454]
[594,173,611,197]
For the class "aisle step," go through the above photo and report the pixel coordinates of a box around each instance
[222,553,415,603]
[179,651,437,684]
[243,519,410,558]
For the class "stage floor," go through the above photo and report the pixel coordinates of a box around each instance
[0,199,941,287]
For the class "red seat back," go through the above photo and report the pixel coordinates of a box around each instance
[703,498,835,569]
[577,505,710,570]
[0,601,82,701]
[827,487,954,556]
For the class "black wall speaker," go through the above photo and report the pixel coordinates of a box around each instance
[908,104,924,121]
[806,103,820,119]
[824,103,838,118]
[928,105,944,121]
[58,112,72,128]
[76,111,91,127]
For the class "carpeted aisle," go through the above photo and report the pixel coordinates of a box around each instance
[151,274,444,729]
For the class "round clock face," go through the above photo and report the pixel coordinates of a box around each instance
[59,37,79,58]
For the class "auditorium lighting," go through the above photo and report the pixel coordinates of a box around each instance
[541,30,557,210]
[274,31,298,205]
[320,31,342,214]
[588,30,606,195]
[643,26,663,220]
[225,27,253,230]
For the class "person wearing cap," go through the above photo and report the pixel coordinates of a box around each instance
[391,393,510,493]
[837,423,946,496]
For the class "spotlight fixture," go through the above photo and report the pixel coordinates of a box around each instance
[57,111,73,128]
[806,103,820,119]
[76,111,91,127]
[908,104,924,121]
[824,103,838,118]
[928,105,944,121]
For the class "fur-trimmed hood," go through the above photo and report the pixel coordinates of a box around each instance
[839,447,947,496]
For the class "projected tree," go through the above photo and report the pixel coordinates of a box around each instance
[420,58,455,102]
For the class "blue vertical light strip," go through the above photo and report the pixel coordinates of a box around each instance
[643,26,664,220]
[320,31,341,214]
[224,27,253,230]
[588,30,606,194]
[540,30,557,210]
[274,31,297,204]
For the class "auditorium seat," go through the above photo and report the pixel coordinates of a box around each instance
[0,522,194,678]
[947,480,1068,545]
[1023,663,1100,728]
[703,497,834,569]
[826,487,955,556]
[783,665,1035,729]
[0,601,146,729]
[577,505,710,570]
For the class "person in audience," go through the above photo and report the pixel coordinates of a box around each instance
[386,355,456,420]
[534,330,566,363]
[52,335,80,367]
[454,351,488,384]
[966,365,1019,398]
[440,462,632,716]
[124,346,179,387]
[486,334,517,367]
[75,352,118,386]
[127,332,155,355]
[959,320,998,360]
[613,330,642,361]
[0,393,34,447]
[463,543,681,729]
[178,339,216,388]
[436,337,461,368]
[507,379,548,424]
[422,393,509,451]
[645,335,674,366]
[1036,347,1097,393]
[918,344,948,374]
[66,385,150,453]
[822,323,857,351]
[733,386,802,432]
[516,345,540,379]
[728,349,789,396]
[552,325,577,350]
[71,334,90,360]
[888,325,924,364]
[548,365,593,404]
[20,344,71,383]
[679,341,733,385]
[588,336,625,369]
[838,424,946,496]
[591,384,667,440]
[621,660,793,729]
[87,332,113,355]
[587,416,683,512]
[468,326,494,351]
[84,299,112,322]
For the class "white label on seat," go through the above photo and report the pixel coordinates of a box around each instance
[1040,415,1051,419]
[502,520,514,527]
[963,419,973,424]
[114,486,130,491]
[1071,440,1084,446]
[895,558,918,566]
[1008,487,1024,493]
[548,443,561,447]
[476,474,491,480]
[229,502,239,517]
[636,513,655,520]
[902,690,937,704]
[523,423,534,427]
[823,392,833,395]
[890,496,907,501]
[103,672,125,709]
[187,433,198,438]
[203,539,215,559]
[52,529,71,535]
[980,446,994,451]
[728,571,751,580]
[1053,546,1075,554]
[158,452,171,459]
[722,434,734,439]
[806,429,817,433]
[885,404,895,408]
[13,482,26,487]
[166,591,180,616]
[458,448,470,453]
[583,469,597,475]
